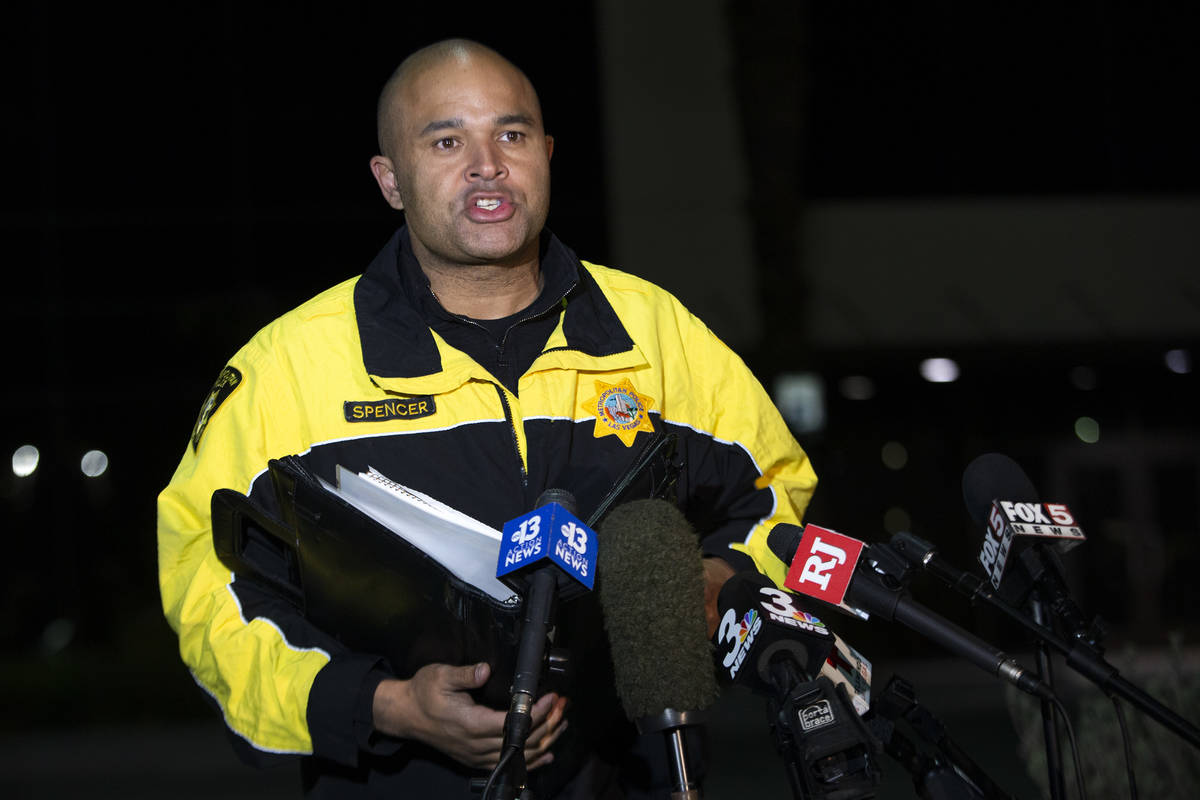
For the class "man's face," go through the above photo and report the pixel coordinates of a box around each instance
[380,54,553,270]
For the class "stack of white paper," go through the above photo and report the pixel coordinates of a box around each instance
[327,465,517,603]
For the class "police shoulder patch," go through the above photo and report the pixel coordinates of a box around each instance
[191,366,243,451]
[344,396,437,423]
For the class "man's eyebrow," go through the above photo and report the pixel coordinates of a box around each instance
[495,113,535,128]
[417,114,535,138]
[418,118,464,137]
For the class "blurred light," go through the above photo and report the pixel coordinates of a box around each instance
[81,449,109,478]
[919,358,959,383]
[41,618,76,656]
[884,507,912,535]
[1165,349,1192,375]
[13,444,39,477]
[839,375,876,401]
[1069,365,1098,391]
[773,372,826,434]
[881,441,908,470]
[1074,417,1100,444]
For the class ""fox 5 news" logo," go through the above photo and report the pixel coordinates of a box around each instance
[979,501,1085,588]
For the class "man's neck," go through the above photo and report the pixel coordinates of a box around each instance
[411,239,543,320]
[421,261,542,319]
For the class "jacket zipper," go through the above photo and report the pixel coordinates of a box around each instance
[493,383,527,487]
[448,293,574,489]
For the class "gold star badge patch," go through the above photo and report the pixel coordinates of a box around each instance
[582,378,656,447]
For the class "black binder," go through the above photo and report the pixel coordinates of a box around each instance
[211,430,680,707]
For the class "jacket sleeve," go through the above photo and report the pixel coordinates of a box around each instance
[661,299,818,586]
[156,338,397,767]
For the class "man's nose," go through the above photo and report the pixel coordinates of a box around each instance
[466,140,507,182]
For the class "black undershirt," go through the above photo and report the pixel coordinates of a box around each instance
[431,297,564,396]
[395,230,576,397]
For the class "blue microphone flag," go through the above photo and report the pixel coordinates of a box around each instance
[497,502,597,590]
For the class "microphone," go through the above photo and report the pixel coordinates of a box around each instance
[492,489,598,797]
[497,487,596,598]
[710,570,837,695]
[768,523,1056,702]
[892,526,1200,754]
[710,569,882,798]
[596,499,718,800]
[774,522,1071,796]
[962,453,1093,645]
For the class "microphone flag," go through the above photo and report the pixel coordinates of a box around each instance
[497,501,597,593]
[783,524,866,611]
[978,500,1086,591]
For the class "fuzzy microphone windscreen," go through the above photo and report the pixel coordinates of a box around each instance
[596,499,719,720]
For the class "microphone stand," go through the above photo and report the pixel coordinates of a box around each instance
[488,489,595,799]
[765,657,809,799]
[847,545,1055,703]
[490,567,558,800]
[889,531,1200,751]
[868,674,1014,800]
[763,656,881,800]
[1029,596,1066,800]
[637,708,707,800]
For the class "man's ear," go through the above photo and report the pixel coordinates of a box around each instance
[545,135,554,161]
[369,155,405,211]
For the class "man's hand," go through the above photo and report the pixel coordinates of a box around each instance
[703,557,736,639]
[372,662,568,770]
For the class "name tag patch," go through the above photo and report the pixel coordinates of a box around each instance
[344,396,437,422]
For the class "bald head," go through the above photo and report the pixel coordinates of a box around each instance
[366,37,555,287]
[376,39,543,160]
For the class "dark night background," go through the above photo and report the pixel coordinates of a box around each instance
[3,2,1199,797]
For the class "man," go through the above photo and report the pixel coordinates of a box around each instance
[158,39,817,797]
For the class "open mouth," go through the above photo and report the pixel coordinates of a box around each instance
[475,198,502,211]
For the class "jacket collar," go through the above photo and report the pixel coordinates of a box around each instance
[354,226,641,393]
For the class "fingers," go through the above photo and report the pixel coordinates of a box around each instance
[525,721,567,770]
[433,662,507,734]
[386,663,570,772]
[444,691,507,739]
[528,691,558,723]
[527,692,567,736]
[399,663,510,767]
[441,661,490,690]
[458,733,507,769]
[464,693,570,771]
[525,694,570,770]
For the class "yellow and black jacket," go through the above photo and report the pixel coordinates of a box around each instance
[157,227,817,774]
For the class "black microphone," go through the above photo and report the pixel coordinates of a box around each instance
[491,489,598,798]
[962,453,1094,646]
[596,499,718,800]
[710,570,838,695]
[889,528,1200,755]
[711,569,882,798]
[768,523,1056,702]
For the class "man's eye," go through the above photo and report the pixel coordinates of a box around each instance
[500,131,525,143]
[434,137,458,150]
